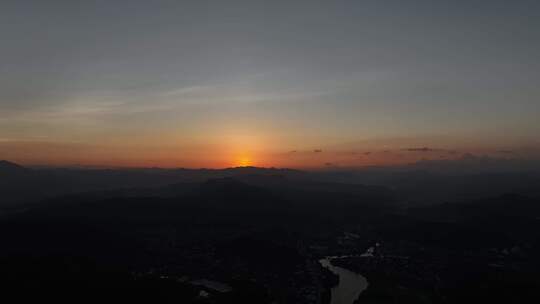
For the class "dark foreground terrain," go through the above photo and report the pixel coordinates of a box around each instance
[1,160,540,303]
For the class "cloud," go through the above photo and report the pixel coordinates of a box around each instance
[403,147,435,152]
[159,85,214,97]
[159,81,329,107]
[497,150,514,154]
[313,149,323,153]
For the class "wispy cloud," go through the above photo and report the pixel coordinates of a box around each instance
[402,147,436,152]
[159,82,329,106]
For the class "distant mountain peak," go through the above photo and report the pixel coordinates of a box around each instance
[0,160,28,173]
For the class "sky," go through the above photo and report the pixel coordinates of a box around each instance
[1,0,539,168]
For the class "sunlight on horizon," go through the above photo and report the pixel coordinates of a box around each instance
[234,156,253,167]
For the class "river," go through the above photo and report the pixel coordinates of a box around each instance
[319,257,368,304]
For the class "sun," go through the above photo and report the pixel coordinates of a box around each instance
[236,157,252,167]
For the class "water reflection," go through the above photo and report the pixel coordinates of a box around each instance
[320,257,368,304]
